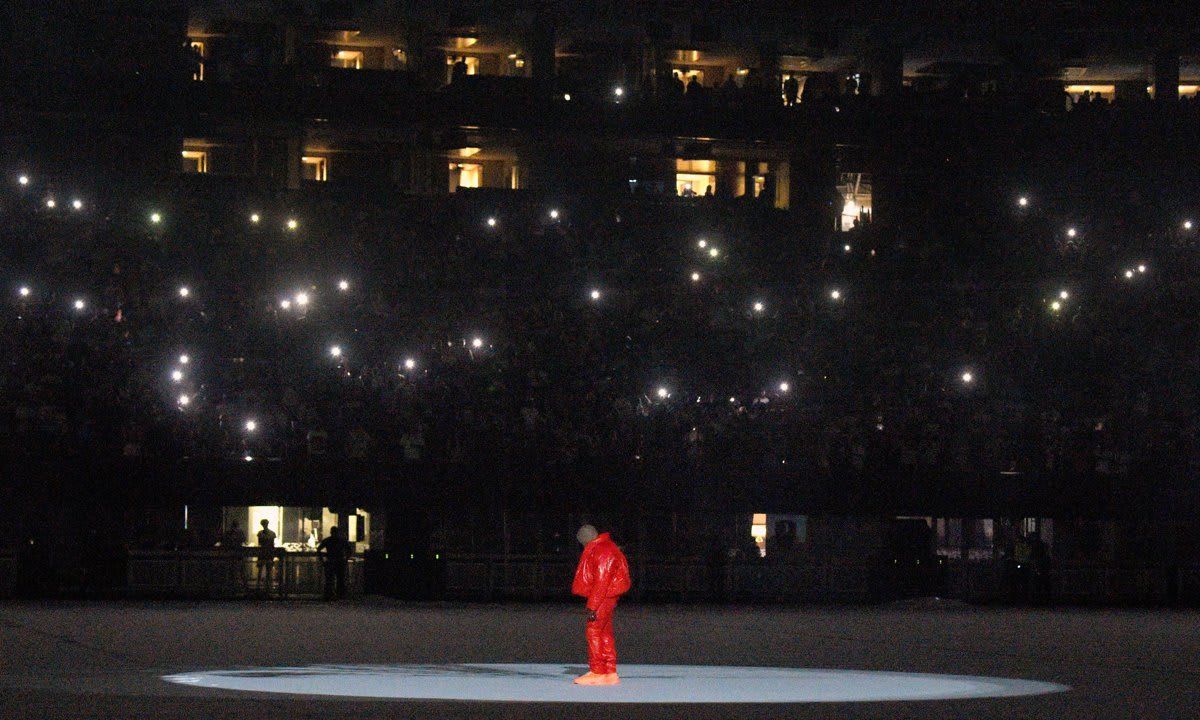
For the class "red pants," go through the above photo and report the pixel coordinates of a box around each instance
[586,597,618,674]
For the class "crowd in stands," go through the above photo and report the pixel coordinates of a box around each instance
[3,165,1200,511]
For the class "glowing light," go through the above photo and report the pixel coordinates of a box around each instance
[655,386,670,399]
[563,93,571,101]
[71,198,83,210]
[752,301,765,313]
[843,244,852,253]
[178,286,190,298]
[708,247,720,258]
[486,216,497,228]
[177,394,191,406]
[471,336,484,349]
[961,371,974,384]
[295,292,310,306]
[329,345,343,358]
[549,209,560,220]
[779,382,790,393]
[17,175,29,186]
[830,289,842,300]
[1050,300,1062,312]
[72,298,86,311]
[244,455,254,462]
[589,288,602,301]
[1018,196,1029,207]
[1137,264,1147,274]
[1124,269,1135,279]
[1066,227,1077,238]
[338,279,350,291]
[1059,290,1069,300]
[150,212,162,224]
[250,213,261,224]
[729,397,736,403]
[690,271,701,282]
[613,86,625,97]
[45,198,56,209]
[170,369,184,382]
[18,286,30,298]
[1185,220,1194,231]
[286,218,299,230]
[179,354,190,365]
[244,420,257,432]
[402,357,417,371]
[280,299,292,310]
[697,239,707,249]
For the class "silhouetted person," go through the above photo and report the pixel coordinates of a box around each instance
[783,76,799,106]
[451,58,467,84]
[317,525,352,600]
[256,519,277,591]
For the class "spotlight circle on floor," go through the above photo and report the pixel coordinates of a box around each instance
[163,663,1067,704]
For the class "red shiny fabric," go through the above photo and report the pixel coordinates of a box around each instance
[572,533,630,674]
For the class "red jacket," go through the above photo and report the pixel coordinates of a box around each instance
[571,532,632,610]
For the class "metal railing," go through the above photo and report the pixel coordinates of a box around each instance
[126,549,363,599]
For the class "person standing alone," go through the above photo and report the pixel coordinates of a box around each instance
[571,524,631,686]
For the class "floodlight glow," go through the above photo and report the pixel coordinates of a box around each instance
[150,212,162,224]
[563,93,571,101]
[961,371,974,384]
[843,244,851,252]
[471,337,484,349]
[280,299,292,310]
[1185,220,1194,230]
[590,288,602,301]
[729,397,736,403]
[697,239,707,249]
[338,279,350,291]
[779,382,790,392]
[286,218,299,230]
[1059,290,1069,300]
[170,369,184,382]
[178,286,190,298]
[179,354,190,365]
[1018,196,1029,207]
[1137,264,1146,273]
[655,386,670,399]
[403,357,417,371]
[613,86,625,97]
[244,455,254,462]
[708,247,720,258]
[549,209,560,220]
[177,394,190,406]
[18,286,30,298]
[71,198,83,210]
[250,213,261,224]
[1050,300,1062,312]
[244,420,257,432]
[73,298,86,311]
[329,345,343,358]
[753,301,765,313]
[1066,227,1077,238]
[1124,269,1135,279]
[486,216,497,227]
[18,175,29,186]
[690,271,701,282]
[45,198,56,209]
[295,292,309,306]
[830,289,842,300]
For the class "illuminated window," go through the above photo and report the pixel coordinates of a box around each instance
[838,171,872,231]
[1146,84,1200,98]
[446,55,479,80]
[675,158,715,197]
[449,163,481,192]
[753,175,766,197]
[672,68,705,85]
[301,156,328,182]
[510,165,521,190]
[751,513,767,557]
[1064,84,1116,102]
[181,149,208,174]
[452,37,478,50]
[189,41,205,81]
[331,49,364,69]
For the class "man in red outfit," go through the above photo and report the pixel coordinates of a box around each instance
[571,524,631,686]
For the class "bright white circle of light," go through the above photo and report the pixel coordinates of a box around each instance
[162,663,1067,704]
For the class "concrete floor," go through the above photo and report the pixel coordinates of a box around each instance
[0,599,1196,719]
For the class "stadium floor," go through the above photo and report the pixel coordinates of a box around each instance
[0,599,1196,719]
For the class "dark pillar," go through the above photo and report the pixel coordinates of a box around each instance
[1153,46,1180,103]
[530,12,556,99]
